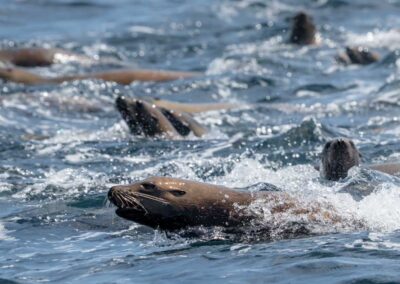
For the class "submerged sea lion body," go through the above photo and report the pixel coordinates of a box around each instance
[337,46,380,65]
[0,67,198,85]
[115,96,207,138]
[289,12,317,45]
[0,48,60,67]
[108,177,345,235]
[148,98,239,113]
[319,138,400,180]
[0,47,93,67]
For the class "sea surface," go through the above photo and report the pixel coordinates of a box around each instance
[1,0,400,283]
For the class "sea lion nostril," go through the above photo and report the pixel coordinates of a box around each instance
[135,101,144,109]
[108,187,115,200]
[115,96,128,110]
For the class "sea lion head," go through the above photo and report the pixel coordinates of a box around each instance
[321,138,361,181]
[115,96,149,135]
[289,12,317,45]
[337,46,380,65]
[0,67,15,81]
[0,67,45,84]
[108,177,251,230]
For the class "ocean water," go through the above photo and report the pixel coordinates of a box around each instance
[1,0,400,283]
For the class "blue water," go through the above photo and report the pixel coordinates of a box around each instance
[1,0,400,283]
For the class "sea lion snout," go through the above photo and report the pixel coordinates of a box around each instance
[331,138,347,150]
[289,11,317,45]
[321,138,361,180]
[337,46,380,65]
[108,184,135,208]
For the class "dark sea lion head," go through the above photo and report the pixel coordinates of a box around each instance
[336,46,380,65]
[289,12,317,45]
[321,138,361,181]
[345,46,380,65]
[108,177,252,230]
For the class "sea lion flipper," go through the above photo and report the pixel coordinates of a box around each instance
[137,101,180,138]
[338,46,380,65]
[176,112,207,137]
[161,108,206,137]
[115,96,144,135]
[160,108,192,137]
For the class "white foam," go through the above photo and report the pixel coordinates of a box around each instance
[0,222,14,241]
[345,29,400,50]
[13,168,109,199]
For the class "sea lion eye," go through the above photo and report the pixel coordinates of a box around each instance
[168,190,186,197]
[142,182,157,190]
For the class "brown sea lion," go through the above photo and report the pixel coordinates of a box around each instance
[115,96,206,138]
[289,12,317,45]
[0,66,198,85]
[148,97,239,113]
[337,46,380,65]
[108,176,345,235]
[0,47,91,67]
[319,138,400,180]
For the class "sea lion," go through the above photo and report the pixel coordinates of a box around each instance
[115,96,206,138]
[0,47,92,67]
[108,176,344,235]
[289,12,317,45]
[320,138,361,180]
[337,46,380,65]
[0,66,198,85]
[0,67,45,85]
[147,97,239,113]
[319,138,400,180]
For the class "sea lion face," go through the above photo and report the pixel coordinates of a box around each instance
[321,138,361,181]
[0,67,44,84]
[337,46,380,65]
[0,67,15,81]
[346,46,379,65]
[108,177,249,230]
[115,96,161,136]
[289,12,316,45]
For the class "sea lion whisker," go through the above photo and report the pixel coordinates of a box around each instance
[118,192,135,205]
[131,192,170,205]
[115,193,128,208]
[119,192,149,214]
